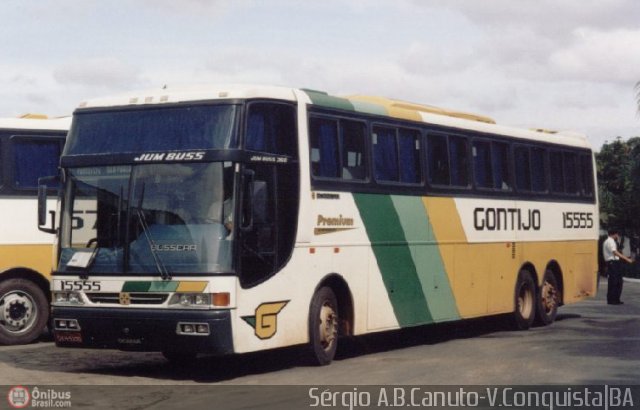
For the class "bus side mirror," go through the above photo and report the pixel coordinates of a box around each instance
[38,176,59,234]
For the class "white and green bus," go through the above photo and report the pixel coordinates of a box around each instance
[44,85,598,364]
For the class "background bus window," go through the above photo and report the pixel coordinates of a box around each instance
[449,136,469,187]
[550,151,565,193]
[491,142,511,191]
[580,154,594,196]
[427,134,450,185]
[473,140,492,189]
[563,152,579,194]
[398,129,421,184]
[373,126,398,182]
[530,147,547,192]
[309,117,339,178]
[12,138,61,189]
[514,146,531,191]
[340,120,367,180]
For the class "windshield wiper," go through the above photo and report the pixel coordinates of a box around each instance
[134,182,172,280]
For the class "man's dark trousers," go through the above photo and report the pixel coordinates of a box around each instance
[607,260,624,303]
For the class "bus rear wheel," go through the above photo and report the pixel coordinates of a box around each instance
[536,270,560,326]
[512,270,536,330]
[0,279,49,345]
[308,286,338,366]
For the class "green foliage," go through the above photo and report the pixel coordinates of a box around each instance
[597,137,640,233]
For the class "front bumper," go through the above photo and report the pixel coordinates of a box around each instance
[52,306,234,354]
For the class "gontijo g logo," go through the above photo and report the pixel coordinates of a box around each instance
[7,386,30,408]
[242,301,289,339]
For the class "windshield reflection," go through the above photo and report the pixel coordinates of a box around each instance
[59,162,235,275]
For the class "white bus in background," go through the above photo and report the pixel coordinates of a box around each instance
[0,114,69,344]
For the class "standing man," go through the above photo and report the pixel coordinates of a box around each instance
[603,229,634,305]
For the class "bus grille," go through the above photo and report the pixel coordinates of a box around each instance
[86,293,168,305]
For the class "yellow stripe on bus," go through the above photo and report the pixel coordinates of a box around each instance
[0,244,53,278]
[176,281,208,292]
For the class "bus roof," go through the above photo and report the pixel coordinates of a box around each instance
[0,115,71,131]
[76,84,591,150]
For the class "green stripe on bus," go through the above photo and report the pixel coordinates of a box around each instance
[390,196,460,321]
[350,100,388,116]
[353,193,433,326]
[149,281,180,292]
[122,281,181,292]
[122,281,152,292]
[303,89,355,111]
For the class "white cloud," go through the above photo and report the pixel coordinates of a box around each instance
[549,28,640,84]
[53,58,147,90]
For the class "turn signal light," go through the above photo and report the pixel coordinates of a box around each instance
[212,292,230,307]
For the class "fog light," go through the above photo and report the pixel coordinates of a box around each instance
[177,322,210,336]
[56,320,67,328]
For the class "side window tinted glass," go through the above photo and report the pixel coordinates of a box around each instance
[13,139,62,189]
[514,147,531,191]
[340,120,367,180]
[372,126,398,182]
[427,134,449,185]
[530,147,547,192]
[473,140,492,189]
[398,129,421,184]
[246,103,297,156]
[309,117,339,178]
[449,136,469,187]
[492,142,511,191]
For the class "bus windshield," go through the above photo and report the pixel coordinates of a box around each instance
[58,162,235,275]
[64,104,238,156]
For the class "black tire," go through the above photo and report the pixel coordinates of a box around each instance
[535,270,560,326]
[308,286,339,366]
[512,270,536,330]
[0,278,49,345]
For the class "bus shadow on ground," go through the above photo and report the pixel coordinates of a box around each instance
[79,313,579,383]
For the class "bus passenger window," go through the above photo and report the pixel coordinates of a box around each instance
[340,120,367,180]
[530,147,547,192]
[373,126,398,182]
[491,142,511,191]
[580,154,594,196]
[563,152,579,194]
[309,117,339,178]
[515,147,531,191]
[550,151,565,193]
[427,134,450,185]
[398,129,421,184]
[13,139,62,189]
[473,140,492,189]
[449,136,469,187]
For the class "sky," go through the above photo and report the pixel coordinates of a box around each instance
[1,0,639,150]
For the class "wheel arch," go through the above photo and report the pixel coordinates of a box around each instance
[518,262,539,286]
[0,268,51,303]
[313,273,354,337]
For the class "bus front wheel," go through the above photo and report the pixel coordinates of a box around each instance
[0,278,49,345]
[512,270,536,330]
[308,286,339,366]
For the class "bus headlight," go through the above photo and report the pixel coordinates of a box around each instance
[168,293,211,308]
[168,292,231,308]
[53,292,84,305]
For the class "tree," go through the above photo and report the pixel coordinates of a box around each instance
[597,137,640,233]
